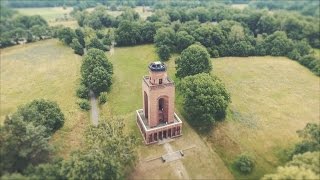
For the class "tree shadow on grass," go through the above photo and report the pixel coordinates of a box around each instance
[179,107,227,136]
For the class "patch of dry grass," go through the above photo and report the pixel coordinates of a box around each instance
[14,7,78,28]
[85,6,152,20]
[208,56,320,179]
[0,39,88,158]
[231,4,248,10]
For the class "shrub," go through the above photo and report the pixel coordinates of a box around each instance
[288,49,301,60]
[71,38,84,55]
[292,123,320,156]
[76,84,89,99]
[78,100,91,111]
[234,154,255,174]
[86,37,106,51]
[99,92,107,105]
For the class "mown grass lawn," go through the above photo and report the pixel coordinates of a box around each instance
[209,56,320,179]
[14,7,78,28]
[0,39,88,158]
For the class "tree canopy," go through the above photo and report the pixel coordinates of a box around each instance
[175,44,212,78]
[10,99,64,135]
[179,73,231,131]
[65,119,137,179]
[0,99,64,174]
[0,7,50,48]
[263,123,320,179]
[293,123,320,156]
[262,152,320,180]
[80,48,113,94]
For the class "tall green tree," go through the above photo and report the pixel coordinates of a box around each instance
[65,119,137,179]
[57,27,75,45]
[12,99,65,135]
[179,73,231,131]
[71,38,84,56]
[0,98,65,174]
[115,20,142,46]
[175,44,212,78]
[257,14,278,34]
[87,37,106,51]
[0,118,51,174]
[81,48,113,94]
[30,25,47,40]
[293,123,320,156]
[175,31,195,52]
[262,152,320,180]
[75,28,85,47]
[141,22,157,43]
[157,45,171,61]
[154,27,176,50]
[264,31,293,56]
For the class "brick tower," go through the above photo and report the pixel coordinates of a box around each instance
[136,61,182,145]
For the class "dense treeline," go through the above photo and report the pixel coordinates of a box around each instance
[3,0,74,7]
[250,0,320,17]
[69,4,319,75]
[148,5,319,75]
[3,0,232,8]
[0,6,51,48]
[3,0,155,8]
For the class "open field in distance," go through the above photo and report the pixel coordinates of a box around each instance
[14,7,78,28]
[0,39,88,158]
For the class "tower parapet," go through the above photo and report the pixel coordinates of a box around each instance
[148,61,167,85]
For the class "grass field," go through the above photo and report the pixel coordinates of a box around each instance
[1,39,318,178]
[208,56,320,179]
[0,39,88,158]
[101,45,233,179]
[14,7,78,28]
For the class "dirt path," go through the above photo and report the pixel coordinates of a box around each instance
[109,41,115,56]
[89,91,99,126]
[163,143,190,180]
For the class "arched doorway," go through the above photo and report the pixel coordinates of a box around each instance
[158,96,169,123]
[144,91,148,118]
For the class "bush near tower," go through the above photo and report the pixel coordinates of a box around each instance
[179,73,231,131]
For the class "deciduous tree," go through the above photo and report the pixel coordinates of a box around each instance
[175,44,212,78]
[179,73,231,130]
[81,48,113,94]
